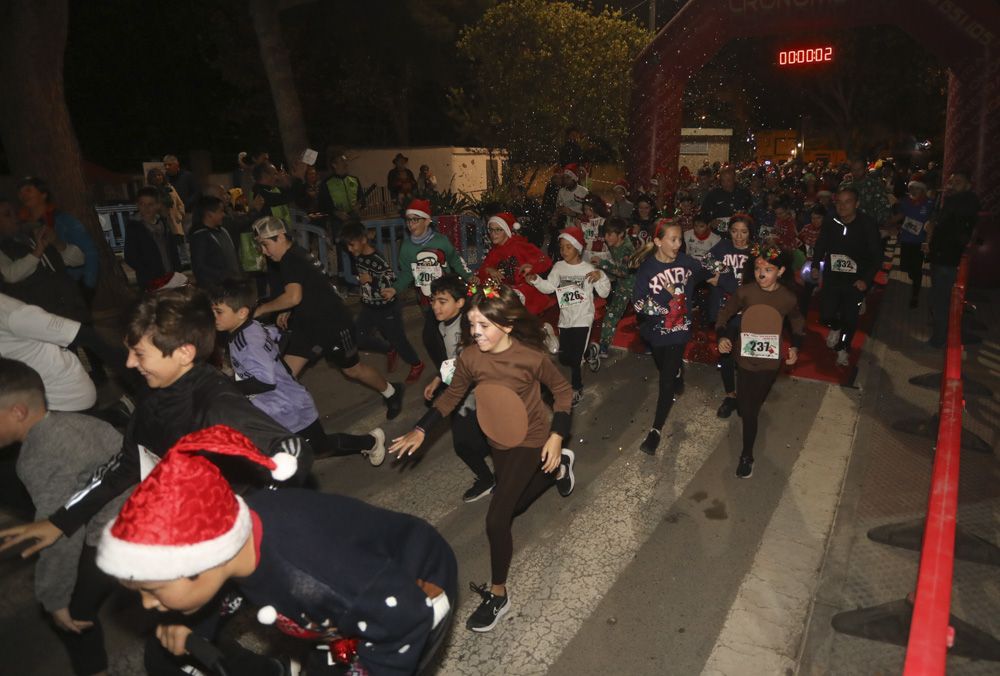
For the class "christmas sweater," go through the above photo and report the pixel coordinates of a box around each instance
[354,249,397,308]
[392,231,472,300]
[529,260,610,329]
[241,489,457,676]
[594,237,636,289]
[706,239,751,295]
[682,229,720,262]
[632,252,710,347]
[477,234,553,315]
[228,319,319,434]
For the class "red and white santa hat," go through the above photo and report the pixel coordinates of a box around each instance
[612,179,629,195]
[405,198,432,221]
[96,425,298,581]
[487,212,521,238]
[563,164,580,182]
[558,226,585,252]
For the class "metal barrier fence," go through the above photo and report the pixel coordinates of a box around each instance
[95,203,137,253]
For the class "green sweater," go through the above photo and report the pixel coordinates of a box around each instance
[392,231,472,297]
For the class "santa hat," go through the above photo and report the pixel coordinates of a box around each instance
[405,199,432,220]
[563,164,580,182]
[612,179,629,195]
[96,425,298,581]
[558,226,585,252]
[487,212,520,238]
[907,180,927,192]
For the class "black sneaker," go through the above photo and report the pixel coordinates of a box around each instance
[463,476,495,503]
[384,382,404,420]
[466,582,510,632]
[556,449,575,497]
[584,343,601,372]
[639,429,661,455]
[717,396,738,419]
[736,456,754,479]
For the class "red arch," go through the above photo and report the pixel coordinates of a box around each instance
[628,0,1000,217]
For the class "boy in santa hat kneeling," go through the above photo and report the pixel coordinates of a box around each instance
[98,425,457,676]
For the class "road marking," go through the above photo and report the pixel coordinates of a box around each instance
[702,385,859,675]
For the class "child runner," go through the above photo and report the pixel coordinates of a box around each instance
[423,274,494,502]
[594,218,636,358]
[251,216,405,418]
[389,284,575,633]
[682,213,721,263]
[339,220,425,382]
[576,195,607,262]
[527,227,611,406]
[706,215,754,418]
[0,359,127,676]
[210,277,386,465]
[632,218,719,454]
[895,180,932,308]
[97,425,457,675]
[716,245,804,478]
[810,187,882,367]
[478,211,553,315]
[382,198,473,362]
[797,205,826,315]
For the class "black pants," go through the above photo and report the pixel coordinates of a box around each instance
[452,407,492,481]
[55,545,114,675]
[558,326,589,390]
[899,242,925,298]
[717,315,740,395]
[819,281,864,351]
[736,367,779,460]
[651,343,686,430]
[357,303,421,365]
[486,445,556,585]
[420,305,440,364]
[299,418,373,459]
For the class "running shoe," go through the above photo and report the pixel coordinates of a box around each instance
[736,456,754,479]
[363,428,386,467]
[384,382,405,420]
[386,349,398,373]
[598,344,610,359]
[584,343,601,372]
[716,396,738,419]
[463,476,495,503]
[466,583,510,632]
[836,350,850,367]
[639,428,661,455]
[405,361,425,383]
[825,329,842,349]
[556,449,576,497]
[542,323,559,354]
[572,389,584,407]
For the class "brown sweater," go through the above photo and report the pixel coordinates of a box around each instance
[432,338,572,449]
[716,283,805,371]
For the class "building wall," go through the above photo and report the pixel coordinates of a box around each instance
[343,147,503,197]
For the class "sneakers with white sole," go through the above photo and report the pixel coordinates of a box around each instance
[466,583,510,632]
[363,428,386,466]
[836,349,850,367]
[825,329,842,349]
[556,449,575,497]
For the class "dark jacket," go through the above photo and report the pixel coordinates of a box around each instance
[0,235,88,322]
[123,217,181,289]
[189,223,240,288]
[929,190,981,267]
[811,211,882,287]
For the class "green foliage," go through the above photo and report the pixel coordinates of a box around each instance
[427,188,475,216]
[453,0,648,166]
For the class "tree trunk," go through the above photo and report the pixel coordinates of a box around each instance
[0,0,130,312]
[249,0,309,164]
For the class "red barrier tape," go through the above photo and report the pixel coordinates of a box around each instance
[903,255,969,674]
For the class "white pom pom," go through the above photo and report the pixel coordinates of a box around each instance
[513,221,521,231]
[257,605,277,625]
[270,452,297,481]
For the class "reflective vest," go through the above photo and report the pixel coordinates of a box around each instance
[325,174,360,214]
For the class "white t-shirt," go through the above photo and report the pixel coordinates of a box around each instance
[683,230,721,262]
[557,185,589,224]
[529,260,611,328]
[0,294,95,411]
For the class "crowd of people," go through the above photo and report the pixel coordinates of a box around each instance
[0,141,983,675]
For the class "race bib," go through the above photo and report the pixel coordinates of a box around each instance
[581,223,598,242]
[829,253,858,274]
[412,263,442,295]
[740,332,780,360]
[138,444,161,479]
[901,217,924,237]
[557,284,585,308]
[439,358,456,385]
[713,216,731,235]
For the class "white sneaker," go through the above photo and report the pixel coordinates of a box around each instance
[542,323,559,354]
[825,329,842,349]
[836,350,850,367]
[364,428,386,466]
[859,299,867,315]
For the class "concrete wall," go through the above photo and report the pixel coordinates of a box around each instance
[343,146,504,197]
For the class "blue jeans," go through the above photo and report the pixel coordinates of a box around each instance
[929,264,957,346]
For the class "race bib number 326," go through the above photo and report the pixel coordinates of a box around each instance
[557,285,585,308]
[740,332,780,360]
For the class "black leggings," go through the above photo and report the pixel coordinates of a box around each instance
[299,418,374,459]
[452,408,492,481]
[717,315,740,395]
[819,281,864,351]
[736,367,779,460]
[55,545,114,675]
[558,326,590,390]
[899,242,925,297]
[651,343,686,430]
[486,445,556,585]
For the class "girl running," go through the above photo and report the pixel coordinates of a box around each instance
[706,215,754,418]
[389,283,575,633]
[716,245,804,478]
[632,218,719,455]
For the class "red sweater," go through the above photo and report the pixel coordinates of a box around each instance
[478,235,555,314]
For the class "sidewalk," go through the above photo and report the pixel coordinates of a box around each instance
[797,264,1000,673]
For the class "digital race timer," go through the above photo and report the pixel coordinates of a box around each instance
[778,47,833,65]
